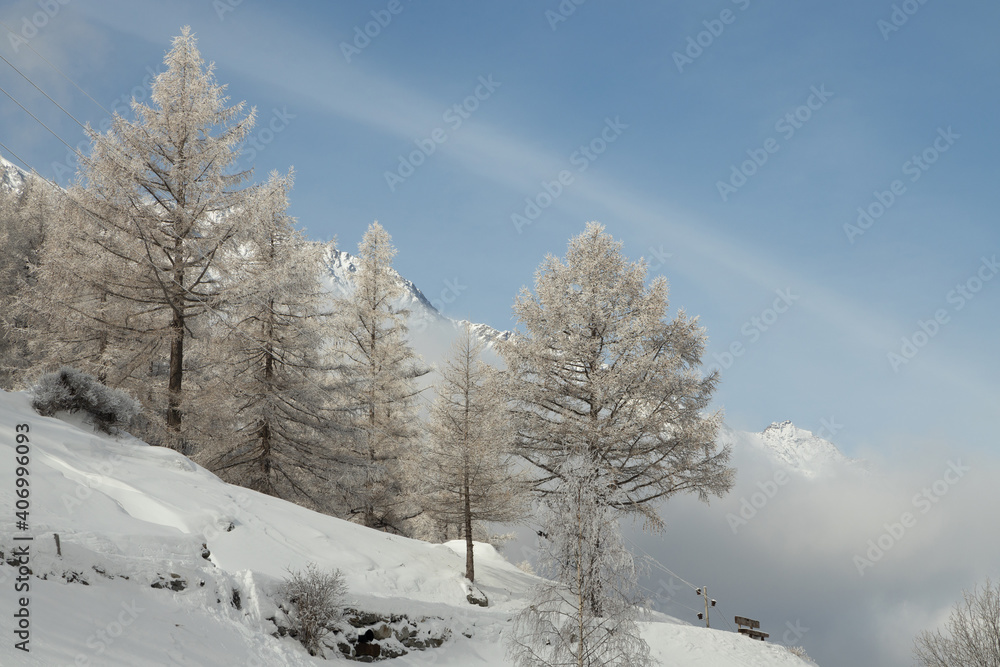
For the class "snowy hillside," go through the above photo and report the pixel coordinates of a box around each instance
[0,390,816,666]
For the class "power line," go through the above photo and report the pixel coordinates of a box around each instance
[0,141,34,176]
[624,535,744,633]
[712,598,739,633]
[0,81,81,156]
[625,535,699,591]
[0,19,111,116]
[0,138,74,199]
[0,51,90,133]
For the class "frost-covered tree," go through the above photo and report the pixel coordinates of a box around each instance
[0,177,49,388]
[204,172,343,507]
[422,325,526,581]
[499,222,733,528]
[502,222,730,664]
[507,457,653,667]
[57,27,257,447]
[332,222,428,533]
[16,190,139,389]
[914,578,1000,667]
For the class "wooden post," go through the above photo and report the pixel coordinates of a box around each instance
[696,586,710,627]
[54,533,61,557]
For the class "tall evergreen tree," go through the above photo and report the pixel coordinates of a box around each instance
[332,222,428,533]
[0,176,49,389]
[500,222,733,525]
[50,27,257,448]
[501,222,733,663]
[422,325,525,581]
[205,172,342,507]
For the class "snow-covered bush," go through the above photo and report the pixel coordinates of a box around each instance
[281,564,348,657]
[786,645,814,662]
[30,367,141,434]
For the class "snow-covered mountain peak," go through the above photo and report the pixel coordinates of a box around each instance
[764,419,795,432]
[720,419,861,478]
[756,420,856,477]
[0,153,28,193]
[322,246,445,321]
[320,246,513,347]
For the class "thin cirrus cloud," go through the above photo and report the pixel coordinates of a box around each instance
[6,10,998,428]
[223,46,1000,427]
[240,48,901,344]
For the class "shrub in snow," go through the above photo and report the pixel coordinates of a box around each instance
[281,564,348,657]
[30,367,141,434]
[515,560,536,576]
[786,645,814,662]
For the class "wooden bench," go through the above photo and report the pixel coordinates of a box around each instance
[735,616,769,641]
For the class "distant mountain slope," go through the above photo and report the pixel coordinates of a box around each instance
[0,154,29,192]
[323,248,442,322]
[719,420,863,478]
[320,247,513,349]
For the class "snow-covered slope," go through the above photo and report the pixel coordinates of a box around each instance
[0,390,816,666]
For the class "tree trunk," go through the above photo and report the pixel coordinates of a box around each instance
[364,313,378,529]
[259,301,275,493]
[96,290,109,384]
[464,468,474,582]
[463,359,474,581]
[167,243,185,447]
[167,307,184,437]
[577,484,585,667]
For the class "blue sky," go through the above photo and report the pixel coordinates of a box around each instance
[1,2,998,664]
[2,0,998,459]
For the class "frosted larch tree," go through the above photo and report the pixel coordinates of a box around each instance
[507,457,653,667]
[205,172,343,507]
[423,325,525,581]
[332,222,428,533]
[501,222,732,662]
[67,27,256,448]
[15,186,146,391]
[499,222,733,524]
[0,176,49,388]
[914,578,1000,667]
